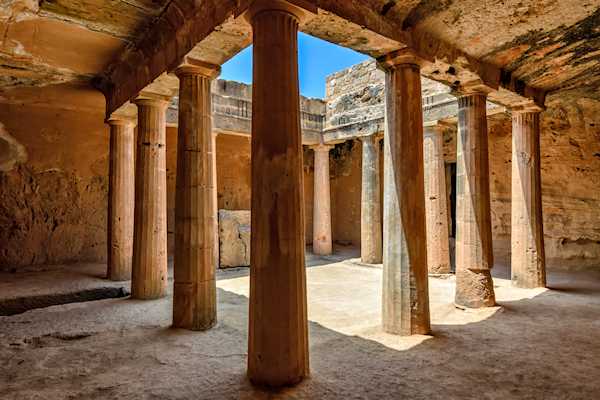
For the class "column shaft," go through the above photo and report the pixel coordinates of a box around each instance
[360,135,383,264]
[312,145,333,256]
[455,93,496,307]
[423,126,451,274]
[107,119,135,281]
[381,59,430,335]
[173,65,219,330]
[247,4,309,387]
[131,99,169,299]
[511,111,546,288]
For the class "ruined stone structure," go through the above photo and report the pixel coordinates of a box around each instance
[1,0,600,397]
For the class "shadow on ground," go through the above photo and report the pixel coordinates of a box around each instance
[1,275,599,400]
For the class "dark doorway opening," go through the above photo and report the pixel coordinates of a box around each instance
[446,162,457,271]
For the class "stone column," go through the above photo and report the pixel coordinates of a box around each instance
[213,132,219,270]
[379,50,430,336]
[107,117,135,281]
[312,144,333,256]
[360,134,383,264]
[511,109,546,288]
[246,0,312,387]
[131,98,169,300]
[423,124,451,274]
[455,92,496,308]
[172,62,220,330]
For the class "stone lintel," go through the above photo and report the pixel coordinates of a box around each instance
[100,1,547,120]
[323,118,385,143]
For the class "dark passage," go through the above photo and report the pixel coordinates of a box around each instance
[0,287,130,316]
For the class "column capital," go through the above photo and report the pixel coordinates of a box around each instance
[358,133,381,144]
[310,143,334,152]
[174,58,221,79]
[243,0,317,23]
[377,48,424,70]
[107,115,136,127]
[510,100,545,114]
[423,122,444,137]
[134,95,170,110]
[453,80,494,97]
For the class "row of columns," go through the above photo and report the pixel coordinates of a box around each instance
[107,62,220,327]
[104,0,546,388]
[306,89,546,296]
[304,59,547,330]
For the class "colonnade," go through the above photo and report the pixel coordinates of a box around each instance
[104,0,546,388]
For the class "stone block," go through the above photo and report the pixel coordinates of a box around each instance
[218,210,250,268]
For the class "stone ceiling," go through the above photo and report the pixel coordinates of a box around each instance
[404,0,600,97]
[0,0,167,89]
[0,0,599,109]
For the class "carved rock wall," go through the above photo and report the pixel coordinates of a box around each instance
[487,94,600,269]
[0,85,109,270]
[440,95,600,269]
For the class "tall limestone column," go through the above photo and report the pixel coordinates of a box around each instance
[172,61,220,330]
[379,50,430,336]
[455,91,496,308]
[423,124,451,274]
[213,132,219,270]
[312,144,333,256]
[511,108,546,288]
[360,134,383,264]
[246,0,314,387]
[107,117,135,281]
[131,98,169,300]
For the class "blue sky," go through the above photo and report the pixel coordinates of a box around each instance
[220,33,370,99]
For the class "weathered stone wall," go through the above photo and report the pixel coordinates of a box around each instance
[488,95,600,269]
[0,85,109,270]
[439,97,600,269]
[325,60,451,130]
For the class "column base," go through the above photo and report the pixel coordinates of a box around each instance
[382,321,431,336]
[173,281,217,331]
[428,272,453,279]
[455,269,496,308]
[131,292,167,301]
[247,371,307,389]
[428,263,452,275]
[313,246,332,257]
[361,255,382,264]
[107,272,131,282]
[511,275,546,289]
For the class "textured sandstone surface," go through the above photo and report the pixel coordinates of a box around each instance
[2,252,600,399]
[218,210,250,268]
[0,85,109,270]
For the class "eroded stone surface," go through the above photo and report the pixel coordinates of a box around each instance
[218,210,250,268]
[0,122,27,172]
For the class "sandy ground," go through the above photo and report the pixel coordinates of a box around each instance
[1,247,600,399]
